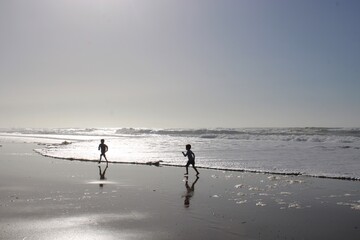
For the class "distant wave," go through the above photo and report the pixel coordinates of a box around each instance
[114,127,360,143]
[2,127,359,136]
[1,127,360,144]
[115,127,360,136]
[0,128,116,138]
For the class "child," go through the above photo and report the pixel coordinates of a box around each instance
[182,144,199,176]
[98,139,108,164]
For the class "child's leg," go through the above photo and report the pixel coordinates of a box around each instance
[185,162,190,174]
[193,164,199,175]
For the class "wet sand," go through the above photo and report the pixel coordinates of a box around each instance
[0,142,359,240]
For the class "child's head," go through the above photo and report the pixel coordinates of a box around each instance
[101,139,105,143]
[186,144,191,150]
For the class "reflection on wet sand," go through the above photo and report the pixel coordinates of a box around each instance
[3,213,152,240]
[98,165,108,188]
[183,176,199,208]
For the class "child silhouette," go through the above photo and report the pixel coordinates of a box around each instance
[182,144,199,176]
[98,139,108,164]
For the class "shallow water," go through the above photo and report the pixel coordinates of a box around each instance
[1,127,359,180]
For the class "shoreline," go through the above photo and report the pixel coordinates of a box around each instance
[34,150,360,182]
[1,142,360,239]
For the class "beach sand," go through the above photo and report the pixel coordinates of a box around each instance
[0,142,359,240]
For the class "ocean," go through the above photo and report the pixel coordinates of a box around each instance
[1,127,359,180]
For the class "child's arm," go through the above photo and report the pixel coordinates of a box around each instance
[105,145,108,152]
[182,151,187,157]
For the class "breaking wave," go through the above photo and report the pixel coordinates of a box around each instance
[114,127,360,143]
[1,127,360,144]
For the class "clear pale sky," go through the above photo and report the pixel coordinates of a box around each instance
[1,0,359,128]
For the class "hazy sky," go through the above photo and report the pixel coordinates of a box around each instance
[1,0,359,128]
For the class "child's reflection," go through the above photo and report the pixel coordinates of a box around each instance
[98,165,108,188]
[183,176,199,208]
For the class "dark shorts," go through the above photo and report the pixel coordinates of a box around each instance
[186,159,195,167]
